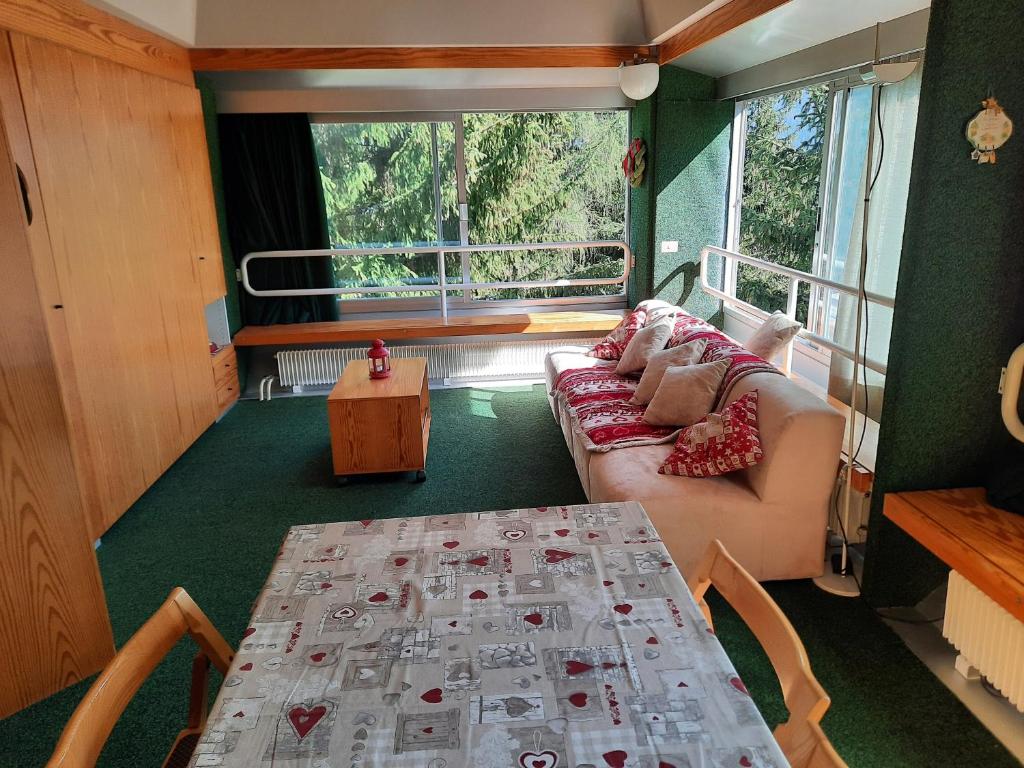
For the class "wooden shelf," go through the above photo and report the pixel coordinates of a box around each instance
[232,311,625,347]
[884,488,1024,623]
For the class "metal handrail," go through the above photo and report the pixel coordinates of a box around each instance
[1003,344,1024,443]
[240,240,632,320]
[699,245,894,375]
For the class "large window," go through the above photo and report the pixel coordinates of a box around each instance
[312,111,628,306]
[734,85,827,324]
[729,67,921,378]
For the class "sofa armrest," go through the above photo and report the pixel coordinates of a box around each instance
[728,373,845,505]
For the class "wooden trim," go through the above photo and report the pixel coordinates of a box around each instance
[658,0,793,65]
[0,0,192,85]
[883,489,1024,624]
[232,311,626,347]
[190,45,652,72]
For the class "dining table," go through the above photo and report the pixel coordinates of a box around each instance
[188,502,789,768]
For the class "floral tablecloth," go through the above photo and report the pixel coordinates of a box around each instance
[190,503,789,768]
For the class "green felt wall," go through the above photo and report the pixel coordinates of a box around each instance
[862,0,1024,605]
[629,67,732,321]
[628,96,655,306]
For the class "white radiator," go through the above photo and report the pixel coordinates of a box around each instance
[943,569,1024,712]
[275,339,597,388]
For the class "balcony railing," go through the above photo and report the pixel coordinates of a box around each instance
[699,245,895,376]
[241,241,631,319]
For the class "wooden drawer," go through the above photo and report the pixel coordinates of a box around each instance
[212,345,239,413]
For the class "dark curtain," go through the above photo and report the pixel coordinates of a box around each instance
[218,113,339,325]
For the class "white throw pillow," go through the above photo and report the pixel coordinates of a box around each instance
[615,317,674,375]
[629,339,707,405]
[642,359,730,427]
[746,311,802,361]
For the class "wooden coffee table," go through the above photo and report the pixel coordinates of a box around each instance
[327,357,430,483]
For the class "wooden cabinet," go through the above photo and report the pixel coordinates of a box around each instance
[0,0,228,717]
[328,358,431,478]
[213,344,240,415]
[0,101,114,719]
[1,30,226,537]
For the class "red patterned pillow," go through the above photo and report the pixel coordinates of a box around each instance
[658,391,764,477]
[587,306,649,360]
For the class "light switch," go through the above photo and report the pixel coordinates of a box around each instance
[661,240,679,253]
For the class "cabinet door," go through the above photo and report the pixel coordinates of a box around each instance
[12,33,218,536]
[0,90,114,718]
[171,85,228,305]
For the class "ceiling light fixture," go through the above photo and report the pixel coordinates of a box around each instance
[619,56,659,101]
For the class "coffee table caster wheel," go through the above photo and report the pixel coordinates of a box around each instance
[335,476,349,487]
[414,470,426,483]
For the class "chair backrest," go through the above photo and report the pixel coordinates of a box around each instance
[687,540,847,768]
[47,588,233,768]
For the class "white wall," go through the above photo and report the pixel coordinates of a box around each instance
[194,0,647,47]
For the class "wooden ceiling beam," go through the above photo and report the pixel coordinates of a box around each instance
[658,0,793,66]
[190,45,653,71]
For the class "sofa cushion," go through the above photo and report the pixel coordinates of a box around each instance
[545,347,611,393]
[631,339,706,405]
[659,390,764,477]
[746,311,802,361]
[616,316,674,374]
[588,443,757,504]
[643,359,729,427]
[587,299,674,360]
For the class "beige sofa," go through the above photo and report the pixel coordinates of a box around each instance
[545,345,845,581]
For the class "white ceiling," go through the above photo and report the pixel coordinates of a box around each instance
[673,0,930,76]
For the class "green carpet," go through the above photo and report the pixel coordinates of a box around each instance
[0,386,1015,767]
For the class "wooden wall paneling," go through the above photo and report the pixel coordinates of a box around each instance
[0,0,191,85]
[190,45,654,71]
[11,33,217,536]
[0,94,114,718]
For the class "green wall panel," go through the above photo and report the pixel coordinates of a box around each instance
[862,0,1024,605]
[629,67,732,322]
[628,96,655,306]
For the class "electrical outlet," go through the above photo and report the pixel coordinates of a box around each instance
[660,240,678,253]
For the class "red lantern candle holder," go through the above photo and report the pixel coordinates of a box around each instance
[367,338,391,379]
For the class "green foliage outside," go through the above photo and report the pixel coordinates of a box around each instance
[312,111,627,302]
[737,86,827,322]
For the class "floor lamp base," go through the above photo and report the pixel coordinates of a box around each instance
[813,570,862,598]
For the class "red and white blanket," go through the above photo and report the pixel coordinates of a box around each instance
[553,367,681,451]
[555,310,783,452]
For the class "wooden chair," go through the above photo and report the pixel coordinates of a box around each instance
[687,540,847,768]
[47,588,234,768]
